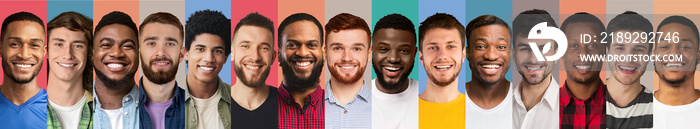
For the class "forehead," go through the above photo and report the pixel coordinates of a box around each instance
[422,28,461,43]
[4,20,45,38]
[95,24,136,40]
[49,27,85,39]
[564,22,601,34]
[327,29,369,44]
[234,25,273,42]
[282,21,320,40]
[374,28,415,45]
[192,33,224,47]
[141,23,181,37]
[471,24,509,37]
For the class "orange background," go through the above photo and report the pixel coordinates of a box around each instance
[93,0,140,84]
[653,0,700,90]
[558,0,607,87]
[277,0,326,89]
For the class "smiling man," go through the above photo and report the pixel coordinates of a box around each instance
[91,11,140,129]
[464,14,513,129]
[371,13,419,129]
[559,12,607,129]
[137,12,185,129]
[417,13,466,129]
[653,15,700,129]
[0,11,47,129]
[323,13,372,129]
[183,10,232,129]
[46,11,94,129]
[277,13,325,129]
[230,12,278,129]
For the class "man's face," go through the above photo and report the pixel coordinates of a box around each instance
[93,24,139,88]
[609,30,650,85]
[232,25,275,87]
[563,22,605,84]
[139,23,183,84]
[420,28,464,86]
[48,27,88,82]
[185,33,227,83]
[372,28,416,90]
[514,35,555,85]
[467,25,511,86]
[325,29,370,84]
[279,20,324,89]
[654,23,699,85]
[1,21,46,84]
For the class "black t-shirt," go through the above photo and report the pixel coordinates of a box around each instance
[231,86,279,129]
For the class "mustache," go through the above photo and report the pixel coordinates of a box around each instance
[334,60,360,66]
[290,55,317,62]
[149,57,173,64]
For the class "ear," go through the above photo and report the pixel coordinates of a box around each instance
[462,46,467,63]
[419,51,424,64]
[272,49,278,63]
[179,47,186,63]
[367,47,372,63]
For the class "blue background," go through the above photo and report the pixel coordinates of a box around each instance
[185,0,232,84]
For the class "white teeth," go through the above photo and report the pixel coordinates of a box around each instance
[435,65,451,70]
[200,66,214,71]
[15,64,31,68]
[296,62,311,66]
[575,65,590,70]
[481,64,500,69]
[619,66,636,71]
[107,64,123,68]
[666,63,683,67]
[245,65,260,69]
[58,63,74,67]
[384,67,399,71]
[155,62,168,65]
[340,66,354,70]
[527,66,540,71]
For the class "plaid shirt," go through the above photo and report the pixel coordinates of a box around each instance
[47,95,93,129]
[560,80,606,129]
[278,84,324,129]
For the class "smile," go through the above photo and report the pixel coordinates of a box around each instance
[107,63,124,68]
[58,62,75,67]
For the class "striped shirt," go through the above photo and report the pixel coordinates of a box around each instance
[560,80,606,129]
[278,84,325,129]
[605,86,653,129]
[324,80,371,129]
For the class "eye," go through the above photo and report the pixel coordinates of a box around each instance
[569,44,578,48]
[101,44,111,48]
[519,48,529,51]
[427,46,436,50]
[146,42,155,46]
[588,44,597,48]
[287,44,297,48]
[635,48,645,52]
[260,46,270,51]
[167,42,176,46]
[332,47,342,51]
[682,46,693,49]
[353,47,362,51]
[615,47,623,50]
[242,45,249,48]
[448,45,456,49]
[30,44,40,48]
[214,49,223,53]
[195,48,204,51]
[55,43,63,47]
[400,48,409,53]
[497,46,506,50]
[475,45,485,49]
[309,44,318,48]
[74,44,85,49]
[122,44,134,50]
[378,47,389,52]
[10,43,20,47]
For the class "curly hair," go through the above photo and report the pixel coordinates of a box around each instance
[185,9,231,56]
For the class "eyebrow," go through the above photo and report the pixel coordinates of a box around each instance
[353,43,366,47]
[165,37,178,43]
[51,38,65,42]
[144,36,158,41]
[121,39,135,44]
[516,43,530,47]
[100,37,115,43]
[8,37,44,42]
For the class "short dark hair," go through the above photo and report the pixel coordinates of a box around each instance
[606,11,653,52]
[373,13,416,41]
[185,10,231,56]
[47,11,93,92]
[657,15,699,46]
[234,12,274,46]
[140,12,183,39]
[278,13,323,49]
[512,9,556,48]
[325,13,371,45]
[466,15,511,48]
[418,13,465,51]
[561,12,605,34]
[1,11,45,42]
[95,11,138,42]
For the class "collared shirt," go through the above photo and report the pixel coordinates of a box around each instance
[278,83,324,129]
[48,91,93,129]
[606,85,653,129]
[560,79,606,129]
[513,77,559,129]
[94,85,140,129]
[139,77,185,129]
[184,77,231,129]
[324,80,371,129]
[0,88,47,129]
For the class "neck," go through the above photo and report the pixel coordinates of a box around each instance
[565,76,601,100]
[420,79,460,103]
[282,79,318,107]
[231,78,269,110]
[47,75,85,106]
[143,77,176,103]
[94,78,133,110]
[186,75,219,99]
[606,77,643,107]
[466,76,511,109]
[519,75,551,110]
[375,79,409,94]
[329,77,364,106]
[655,75,699,106]
[0,76,40,106]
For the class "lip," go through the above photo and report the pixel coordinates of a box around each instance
[151,61,170,69]
[335,64,358,73]
[291,58,315,71]
[617,64,638,74]
[12,61,35,72]
[56,61,77,69]
[197,65,216,74]
[243,63,263,71]
[432,63,454,73]
[479,63,502,75]
[573,64,592,74]
[523,64,544,74]
[382,64,403,77]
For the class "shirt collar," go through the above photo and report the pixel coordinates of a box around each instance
[184,77,231,104]
[542,77,559,110]
[139,77,184,105]
[324,80,371,104]
[561,78,605,106]
[95,84,140,108]
[279,83,324,107]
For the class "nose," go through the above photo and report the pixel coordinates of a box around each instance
[387,50,400,63]
[202,50,215,63]
[17,45,31,59]
[296,45,311,57]
[108,45,125,59]
[484,47,499,61]
[436,47,449,61]
[341,48,353,62]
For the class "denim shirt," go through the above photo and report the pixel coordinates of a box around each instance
[184,77,231,129]
[138,77,185,129]
[93,85,140,129]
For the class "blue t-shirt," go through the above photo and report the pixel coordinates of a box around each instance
[0,88,47,129]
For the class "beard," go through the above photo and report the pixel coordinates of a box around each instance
[2,60,42,84]
[233,63,271,88]
[329,60,365,84]
[142,57,178,84]
[280,57,324,92]
[427,70,459,87]
[373,63,414,91]
[95,67,137,89]
[658,73,688,86]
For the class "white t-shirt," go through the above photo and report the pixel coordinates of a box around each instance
[103,108,124,129]
[513,78,559,129]
[371,78,419,129]
[465,82,513,129]
[653,90,700,129]
[48,92,87,129]
[192,89,224,129]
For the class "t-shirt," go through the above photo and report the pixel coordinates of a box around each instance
[653,90,700,129]
[48,92,87,129]
[606,86,653,129]
[371,78,419,129]
[0,88,47,129]
[419,93,465,129]
[103,108,124,129]
[193,89,224,129]
[231,86,278,129]
[466,82,513,129]
[145,98,173,129]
